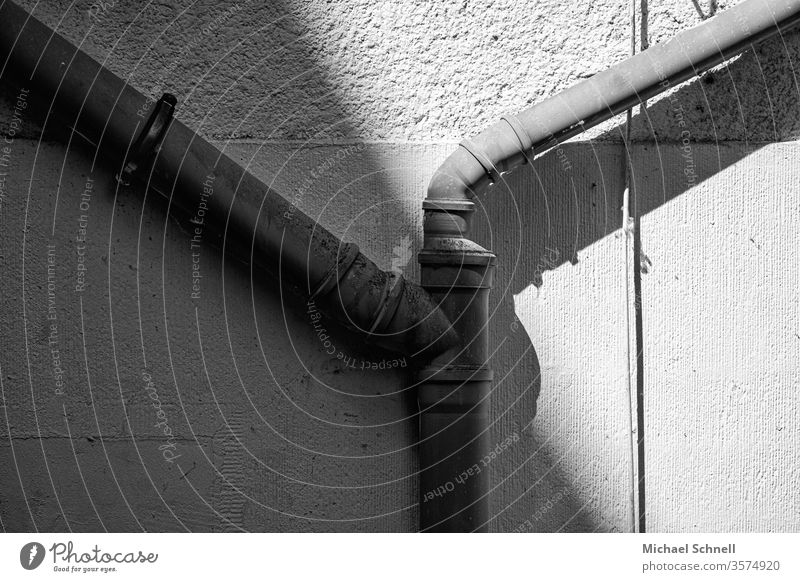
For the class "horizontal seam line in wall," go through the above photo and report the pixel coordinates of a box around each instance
[0,436,214,442]
[5,136,799,147]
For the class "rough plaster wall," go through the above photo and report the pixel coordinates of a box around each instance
[1,0,798,532]
[633,143,800,531]
[0,140,421,532]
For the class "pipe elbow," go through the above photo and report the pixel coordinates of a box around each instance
[427,118,532,203]
[310,246,460,360]
[426,147,487,201]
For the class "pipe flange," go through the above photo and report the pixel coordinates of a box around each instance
[459,138,501,184]
[421,198,475,212]
[309,242,361,300]
[500,114,534,164]
[366,273,405,334]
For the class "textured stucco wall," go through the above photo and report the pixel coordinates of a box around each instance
[1,0,798,532]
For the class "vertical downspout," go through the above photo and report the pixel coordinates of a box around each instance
[3,0,800,534]
[418,201,495,532]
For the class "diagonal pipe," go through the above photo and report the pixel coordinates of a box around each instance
[2,0,799,533]
[427,0,800,204]
[0,0,458,359]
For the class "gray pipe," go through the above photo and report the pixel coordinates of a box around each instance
[4,0,798,534]
[0,0,458,359]
[427,0,800,202]
[417,0,800,532]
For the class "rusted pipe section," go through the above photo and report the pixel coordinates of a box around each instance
[0,0,458,358]
[417,0,800,532]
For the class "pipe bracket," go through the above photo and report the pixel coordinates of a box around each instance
[117,93,177,185]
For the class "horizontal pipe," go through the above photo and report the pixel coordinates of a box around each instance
[427,0,800,202]
[0,0,459,358]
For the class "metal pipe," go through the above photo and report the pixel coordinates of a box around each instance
[5,0,798,534]
[417,0,800,532]
[417,211,495,531]
[0,0,458,359]
[427,0,800,203]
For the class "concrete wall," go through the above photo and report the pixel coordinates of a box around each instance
[0,0,797,532]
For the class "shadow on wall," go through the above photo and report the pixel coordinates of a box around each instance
[0,0,466,533]
[2,0,799,533]
[473,29,800,532]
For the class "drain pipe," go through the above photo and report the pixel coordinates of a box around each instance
[417,0,800,532]
[426,0,800,205]
[4,0,800,534]
[0,1,458,359]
